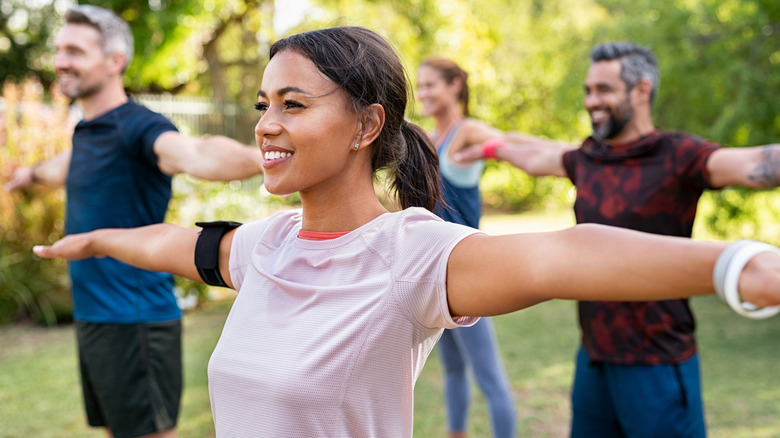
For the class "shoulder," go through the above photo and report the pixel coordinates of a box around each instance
[385,208,481,274]
[661,131,720,155]
[457,118,499,139]
[661,130,718,146]
[235,209,302,245]
[120,100,177,130]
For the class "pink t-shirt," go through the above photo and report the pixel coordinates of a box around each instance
[207,207,480,437]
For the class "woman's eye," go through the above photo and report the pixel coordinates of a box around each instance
[254,102,268,112]
[284,100,303,109]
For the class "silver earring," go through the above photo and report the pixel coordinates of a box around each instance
[354,143,360,149]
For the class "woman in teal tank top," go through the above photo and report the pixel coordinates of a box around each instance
[417,57,517,438]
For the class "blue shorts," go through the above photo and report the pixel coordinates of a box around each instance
[571,346,705,438]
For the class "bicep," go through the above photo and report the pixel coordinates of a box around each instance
[145,225,202,281]
[445,233,559,317]
[448,121,503,157]
[445,225,721,317]
[145,224,236,290]
[218,228,237,289]
[707,146,780,189]
[498,142,568,177]
[153,131,197,176]
[43,150,73,185]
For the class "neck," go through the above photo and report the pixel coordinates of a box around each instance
[298,159,389,232]
[77,80,128,121]
[606,112,655,146]
[433,106,464,140]
[300,190,388,233]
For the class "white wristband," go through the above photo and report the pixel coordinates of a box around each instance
[712,239,780,319]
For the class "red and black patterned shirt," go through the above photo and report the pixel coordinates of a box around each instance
[562,131,719,364]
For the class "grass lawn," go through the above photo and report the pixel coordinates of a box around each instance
[1,212,779,437]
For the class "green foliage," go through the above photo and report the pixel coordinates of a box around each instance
[0,0,61,87]
[0,79,72,325]
[1,0,275,105]
[694,189,780,246]
[480,162,574,213]
[86,0,274,105]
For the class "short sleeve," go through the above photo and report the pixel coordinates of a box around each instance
[671,133,719,188]
[117,102,178,167]
[562,149,579,184]
[138,112,178,167]
[392,210,482,329]
[228,221,263,291]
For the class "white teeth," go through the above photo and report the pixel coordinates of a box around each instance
[590,110,608,122]
[264,151,291,160]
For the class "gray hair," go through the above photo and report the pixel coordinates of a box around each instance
[591,42,658,104]
[64,5,134,72]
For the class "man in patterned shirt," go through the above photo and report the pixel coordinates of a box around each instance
[456,41,780,437]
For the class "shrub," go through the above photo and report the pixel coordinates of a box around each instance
[0,78,73,325]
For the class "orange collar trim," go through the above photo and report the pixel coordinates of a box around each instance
[297,230,351,241]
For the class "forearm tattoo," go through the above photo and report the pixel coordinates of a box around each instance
[748,145,780,188]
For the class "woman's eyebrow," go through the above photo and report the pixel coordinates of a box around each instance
[257,86,311,98]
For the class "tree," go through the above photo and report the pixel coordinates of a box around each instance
[0,0,277,106]
[0,0,63,87]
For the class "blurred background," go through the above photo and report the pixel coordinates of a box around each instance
[1,0,778,325]
[1,2,779,437]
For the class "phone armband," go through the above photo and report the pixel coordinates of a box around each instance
[194,221,242,288]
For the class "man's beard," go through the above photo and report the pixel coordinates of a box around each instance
[59,72,103,100]
[591,98,633,141]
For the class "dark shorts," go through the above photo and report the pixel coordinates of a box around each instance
[75,320,182,438]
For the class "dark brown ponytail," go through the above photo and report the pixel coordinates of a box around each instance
[391,121,441,211]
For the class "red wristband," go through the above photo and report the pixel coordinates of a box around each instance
[481,138,505,159]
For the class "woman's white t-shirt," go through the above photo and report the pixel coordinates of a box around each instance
[207,207,480,437]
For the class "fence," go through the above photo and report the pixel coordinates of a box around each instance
[134,94,258,146]
[134,94,264,192]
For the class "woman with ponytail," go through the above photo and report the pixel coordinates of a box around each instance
[418,57,516,438]
[32,26,780,437]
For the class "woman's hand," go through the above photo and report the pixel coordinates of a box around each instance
[34,232,103,260]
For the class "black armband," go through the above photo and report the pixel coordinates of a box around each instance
[194,221,242,287]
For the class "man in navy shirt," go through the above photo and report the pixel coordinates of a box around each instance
[5,5,262,438]
[456,42,780,437]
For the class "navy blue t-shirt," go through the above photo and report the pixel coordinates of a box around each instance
[66,100,179,323]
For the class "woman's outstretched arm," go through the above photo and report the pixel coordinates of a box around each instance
[446,223,780,317]
[33,224,236,289]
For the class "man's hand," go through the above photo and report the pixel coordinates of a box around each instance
[4,166,36,191]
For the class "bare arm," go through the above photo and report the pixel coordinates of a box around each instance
[454,132,573,177]
[446,224,780,317]
[33,223,237,289]
[707,144,780,188]
[154,131,263,181]
[4,149,72,191]
[445,119,504,159]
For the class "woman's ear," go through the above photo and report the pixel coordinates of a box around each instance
[355,103,385,149]
[450,76,464,94]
